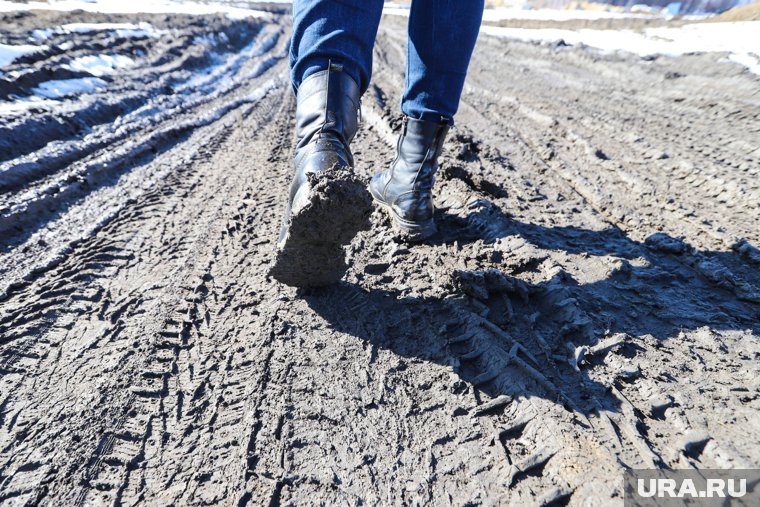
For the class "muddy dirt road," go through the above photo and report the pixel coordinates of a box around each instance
[1,7,759,505]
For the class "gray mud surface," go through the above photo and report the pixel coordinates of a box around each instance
[1,7,759,506]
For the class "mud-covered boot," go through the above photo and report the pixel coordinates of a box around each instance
[269,63,372,288]
[369,116,449,241]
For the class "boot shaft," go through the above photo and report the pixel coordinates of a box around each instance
[391,116,449,190]
[368,116,449,239]
[295,63,361,151]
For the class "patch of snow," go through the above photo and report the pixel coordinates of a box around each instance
[32,22,164,40]
[644,22,760,57]
[193,33,217,46]
[0,96,58,115]
[0,0,270,19]
[64,54,135,76]
[629,4,661,15]
[384,6,687,21]
[481,8,653,22]
[481,26,665,55]
[382,5,409,17]
[727,53,760,75]
[33,77,107,99]
[481,21,760,75]
[0,43,48,68]
[64,22,152,33]
[30,28,55,40]
[192,32,229,47]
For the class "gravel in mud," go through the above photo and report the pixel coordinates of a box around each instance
[1,7,759,506]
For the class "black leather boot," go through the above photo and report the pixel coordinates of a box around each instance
[369,116,449,241]
[269,64,372,287]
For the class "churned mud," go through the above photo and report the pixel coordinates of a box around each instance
[1,6,759,505]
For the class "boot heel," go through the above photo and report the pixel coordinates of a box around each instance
[391,213,437,241]
[368,116,449,243]
[372,196,437,241]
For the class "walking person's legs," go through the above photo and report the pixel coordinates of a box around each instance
[290,0,383,94]
[370,0,484,240]
[271,0,383,288]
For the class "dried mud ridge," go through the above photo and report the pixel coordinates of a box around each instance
[1,9,759,506]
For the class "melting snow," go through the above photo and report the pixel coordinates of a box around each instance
[481,8,655,22]
[32,22,164,40]
[192,32,230,47]
[727,53,760,75]
[481,21,760,75]
[0,43,48,68]
[0,0,270,19]
[383,6,696,21]
[0,96,58,115]
[480,8,710,22]
[64,54,135,76]
[33,77,107,99]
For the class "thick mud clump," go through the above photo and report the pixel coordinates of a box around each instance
[269,170,373,287]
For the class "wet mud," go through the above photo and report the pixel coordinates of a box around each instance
[0,8,758,506]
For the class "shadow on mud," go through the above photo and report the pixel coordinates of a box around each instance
[303,211,760,418]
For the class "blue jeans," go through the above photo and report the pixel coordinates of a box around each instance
[290,0,484,125]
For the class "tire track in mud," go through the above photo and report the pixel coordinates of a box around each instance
[0,14,287,299]
[360,17,759,499]
[1,9,759,505]
[1,11,292,502]
[1,80,294,504]
[0,24,281,191]
[454,31,760,306]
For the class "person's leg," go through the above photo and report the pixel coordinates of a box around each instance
[271,1,383,288]
[370,0,484,241]
[290,0,384,94]
[402,0,484,124]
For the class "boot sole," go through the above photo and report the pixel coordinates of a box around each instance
[370,191,437,242]
[269,170,372,287]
